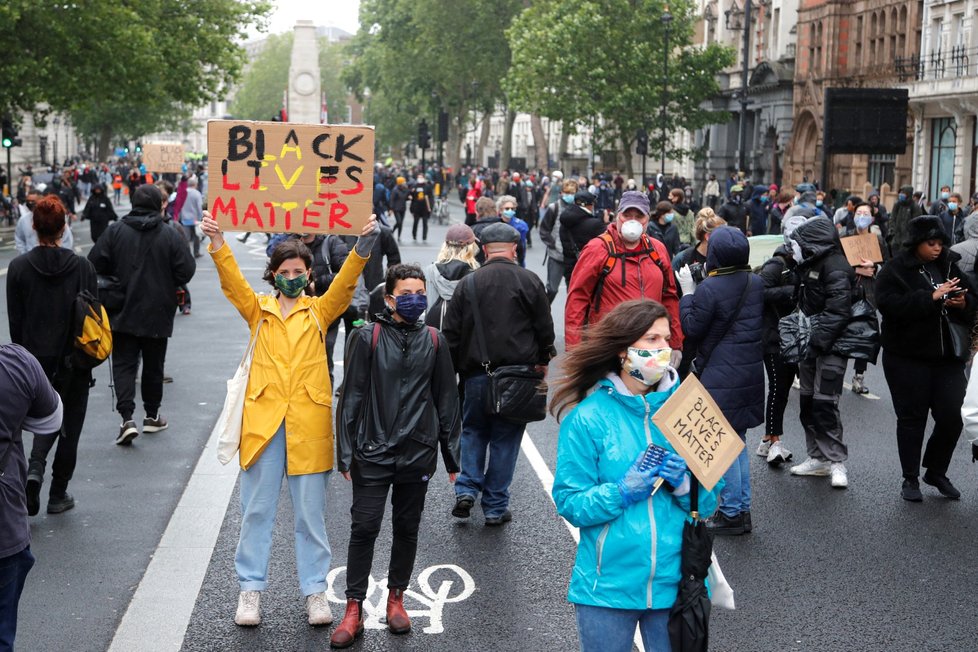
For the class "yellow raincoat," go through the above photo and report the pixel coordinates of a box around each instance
[210,241,368,474]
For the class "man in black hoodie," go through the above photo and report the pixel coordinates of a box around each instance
[559,190,606,278]
[88,184,196,445]
[81,183,117,242]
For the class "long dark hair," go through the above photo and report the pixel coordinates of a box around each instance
[549,300,670,420]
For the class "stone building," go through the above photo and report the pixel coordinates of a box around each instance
[784,0,923,198]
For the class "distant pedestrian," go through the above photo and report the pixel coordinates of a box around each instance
[81,183,116,241]
[539,178,579,301]
[179,176,203,257]
[390,176,409,240]
[424,224,478,331]
[410,175,432,242]
[14,192,74,254]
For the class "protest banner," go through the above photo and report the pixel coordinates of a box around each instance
[143,143,185,173]
[840,232,883,266]
[206,120,375,235]
[651,375,745,491]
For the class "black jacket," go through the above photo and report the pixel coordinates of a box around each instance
[6,247,97,378]
[336,315,461,481]
[362,226,401,291]
[757,245,799,355]
[876,247,977,361]
[88,209,196,338]
[792,217,855,355]
[559,204,606,263]
[718,199,748,233]
[647,219,681,257]
[308,234,349,297]
[442,257,555,378]
[81,185,117,241]
[390,184,409,212]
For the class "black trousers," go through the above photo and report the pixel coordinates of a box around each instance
[411,211,429,240]
[112,333,168,421]
[30,368,91,496]
[764,352,797,438]
[882,351,966,480]
[345,469,429,600]
[393,209,406,239]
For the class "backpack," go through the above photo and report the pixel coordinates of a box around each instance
[591,232,671,316]
[68,289,113,370]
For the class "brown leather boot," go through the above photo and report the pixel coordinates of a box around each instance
[329,599,364,649]
[386,588,411,635]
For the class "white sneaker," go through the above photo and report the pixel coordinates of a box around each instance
[235,590,261,626]
[790,457,831,476]
[830,463,848,489]
[305,591,333,626]
[756,439,771,457]
[766,441,793,465]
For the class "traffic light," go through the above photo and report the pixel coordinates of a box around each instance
[418,120,431,149]
[135,142,142,153]
[1,118,21,149]
[635,128,648,156]
[438,111,449,143]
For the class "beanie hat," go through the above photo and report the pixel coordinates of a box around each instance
[131,184,163,212]
[445,224,475,245]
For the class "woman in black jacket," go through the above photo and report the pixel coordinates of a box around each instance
[876,215,977,502]
[81,183,117,241]
[6,195,97,516]
[333,263,461,648]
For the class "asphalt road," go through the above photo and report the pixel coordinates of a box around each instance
[10,196,978,652]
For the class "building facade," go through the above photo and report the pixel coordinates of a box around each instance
[784,0,923,199]
[904,0,978,201]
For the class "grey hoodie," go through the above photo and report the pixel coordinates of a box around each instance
[951,214,978,278]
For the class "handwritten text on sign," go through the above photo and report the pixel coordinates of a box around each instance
[142,143,185,174]
[652,375,744,491]
[206,120,375,235]
[840,232,884,266]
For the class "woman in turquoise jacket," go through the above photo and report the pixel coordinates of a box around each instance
[551,299,721,652]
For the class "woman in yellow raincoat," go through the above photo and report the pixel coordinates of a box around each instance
[200,211,378,629]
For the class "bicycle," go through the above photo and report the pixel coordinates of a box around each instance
[433,196,450,225]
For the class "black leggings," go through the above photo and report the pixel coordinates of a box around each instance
[764,351,797,438]
[412,211,429,240]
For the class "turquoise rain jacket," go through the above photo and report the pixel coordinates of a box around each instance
[553,373,722,610]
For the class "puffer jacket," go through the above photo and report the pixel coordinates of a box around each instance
[791,216,855,355]
[553,375,721,610]
[559,203,606,263]
[679,227,765,431]
[757,245,799,355]
[335,313,461,481]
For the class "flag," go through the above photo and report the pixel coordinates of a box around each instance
[281,89,288,122]
[320,92,328,124]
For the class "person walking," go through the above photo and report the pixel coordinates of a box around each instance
[539,178,579,302]
[410,175,432,243]
[876,215,976,502]
[424,224,479,331]
[390,176,409,241]
[645,200,681,257]
[80,183,116,242]
[200,211,378,628]
[179,175,203,258]
[559,190,607,281]
[7,196,97,516]
[550,299,719,652]
[331,264,461,648]
[442,223,555,525]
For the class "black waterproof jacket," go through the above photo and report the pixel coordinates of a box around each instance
[559,204,606,263]
[335,314,461,482]
[88,209,196,338]
[81,185,117,241]
[646,219,681,257]
[791,216,855,355]
[758,245,799,355]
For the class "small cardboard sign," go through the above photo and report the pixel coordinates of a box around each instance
[840,232,883,266]
[143,143,185,173]
[206,120,375,235]
[651,375,745,491]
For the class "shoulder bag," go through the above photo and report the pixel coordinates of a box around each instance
[215,320,264,465]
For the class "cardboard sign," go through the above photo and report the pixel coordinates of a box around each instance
[651,375,745,491]
[840,232,883,266]
[143,143,185,173]
[206,120,375,235]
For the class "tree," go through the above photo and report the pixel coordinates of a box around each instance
[504,0,734,176]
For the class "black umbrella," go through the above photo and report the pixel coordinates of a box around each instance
[668,479,714,652]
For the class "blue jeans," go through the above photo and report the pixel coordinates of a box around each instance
[575,603,671,652]
[455,374,526,518]
[235,424,332,596]
[718,429,750,518]
[0,547,35,652]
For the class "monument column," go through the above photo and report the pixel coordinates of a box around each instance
[288,20,321,123]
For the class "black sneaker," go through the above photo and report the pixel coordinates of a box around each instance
[922,471,961,500]
[484,510,513,526]
[26,473,42,517]
[901,479,923,502]
[741,511,752,533]
[47,493,75,514]
[706,512,745,536]
[143,414,168,433]
[451,495,475,519]
[162,375,173,384]
[116,420,139,446]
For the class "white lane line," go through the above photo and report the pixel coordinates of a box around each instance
[108,426,240,652]
[521,433,645,652]
[842,382,881,400]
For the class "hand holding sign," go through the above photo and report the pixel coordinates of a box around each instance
[201,212,223,250]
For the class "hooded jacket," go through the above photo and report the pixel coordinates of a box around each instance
[6,247,97,378]
[81,184,117,241]
[336,313,461,482]
[717,196,748,233]
[889,188,923,247]
[559,203,606,263]
[552,375,721,610]
[88,190,196,338]
[679,227,765,431]
[646,218,681,257]
[950,214,978,286]
[747,185,769,235]
[758,244,799,354]
[791,217,854,355]
[424,259,473,330]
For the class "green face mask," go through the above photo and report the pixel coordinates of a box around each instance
[274,273,308,298]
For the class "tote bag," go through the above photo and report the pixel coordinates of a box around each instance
[215,321,263,465]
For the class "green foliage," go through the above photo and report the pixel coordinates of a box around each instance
[230,32,294,120]
[505,0,734,163]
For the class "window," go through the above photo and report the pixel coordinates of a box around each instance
[868,153,896,189]
[930,117,957,200]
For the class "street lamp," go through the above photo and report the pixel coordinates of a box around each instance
[660,7,673,178]
[726,0,753,176]
[53,117,60,168]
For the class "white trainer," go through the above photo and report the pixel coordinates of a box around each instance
[235,590,261,626]
[830,463,848,489]
[305,591,333,626]
[790,457,831,476]
[766,441,793,465]
[756,439,771,457]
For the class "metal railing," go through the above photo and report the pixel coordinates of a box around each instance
[895,44,977,82]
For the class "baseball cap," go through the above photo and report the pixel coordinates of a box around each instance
[445,224,475,245]
[617,190,651,217]
[479,223,520,245]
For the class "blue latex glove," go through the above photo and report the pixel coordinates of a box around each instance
[657,452,688,488]
[616,455,659,507]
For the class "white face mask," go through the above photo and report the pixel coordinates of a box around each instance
[620,219,644,243]
[623,347,672,387]
[790,240,804,264]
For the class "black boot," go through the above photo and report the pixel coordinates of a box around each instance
[706,511,745,536]
[26,460,44,517]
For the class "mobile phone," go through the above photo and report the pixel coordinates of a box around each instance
[639,444,669,472]
[948,288,967,297]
